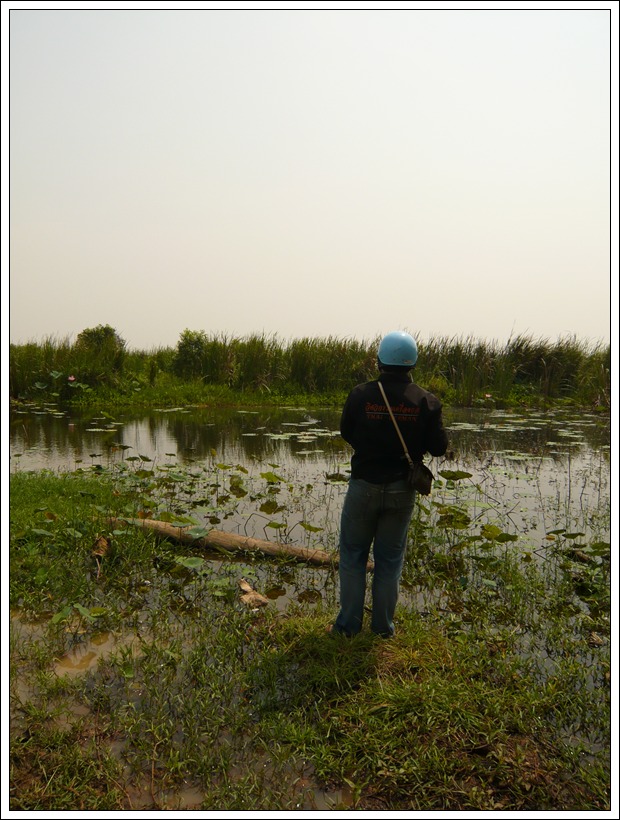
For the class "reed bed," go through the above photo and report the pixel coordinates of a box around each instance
[9,327,610,408]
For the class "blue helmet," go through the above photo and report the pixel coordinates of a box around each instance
[378,331,418,367]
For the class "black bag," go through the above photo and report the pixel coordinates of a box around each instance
[407,461,435,495]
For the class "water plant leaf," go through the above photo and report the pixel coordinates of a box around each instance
[185,526,210,540]
[481,524,503,541]
[229,474,247,497]
[439,469,473,481]
[436,506,471,529]
[175,555,207,571]
[260,471,285,484]
[165,472,186,482]
[260,499,283,514]
[299,522,323,532]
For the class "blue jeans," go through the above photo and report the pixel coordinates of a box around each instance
[334,478,416,637]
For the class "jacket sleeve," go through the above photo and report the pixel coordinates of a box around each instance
[422,400,449,457]
[404,386,449,460]
[339,388,361,449]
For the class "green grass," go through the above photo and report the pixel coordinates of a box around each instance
[248,609,609,810]
[9,464,611,811]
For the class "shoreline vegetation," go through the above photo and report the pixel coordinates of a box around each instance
[9,326,611,811]
[9,457,611,811]
[9,325,611,411]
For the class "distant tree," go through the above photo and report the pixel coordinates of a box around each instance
[75,323,125,350]
[73,324,126,381]
[173,329,209,379]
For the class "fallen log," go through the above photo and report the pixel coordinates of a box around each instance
[108,517,373,569]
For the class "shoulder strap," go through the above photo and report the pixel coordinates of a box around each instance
[377,381,414,468]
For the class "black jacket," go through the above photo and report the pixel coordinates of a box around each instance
[340,371,449,483]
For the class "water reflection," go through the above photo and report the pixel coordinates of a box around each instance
[10,405,347,472]
[10,403,611,550]
[9,403,611,475]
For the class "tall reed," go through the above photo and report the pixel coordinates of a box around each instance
[9,329,610,408]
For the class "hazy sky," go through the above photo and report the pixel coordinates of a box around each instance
[5,3,617,351]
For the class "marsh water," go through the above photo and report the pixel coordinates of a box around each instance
[10,402,611,550]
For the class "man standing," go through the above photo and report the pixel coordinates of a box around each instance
[332,331,449,637]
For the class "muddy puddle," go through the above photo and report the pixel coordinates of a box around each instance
[53,630,137,676]
[10,611,359,811]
